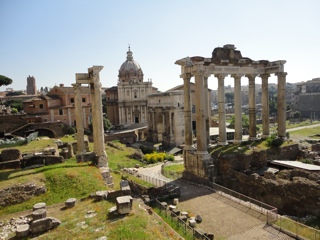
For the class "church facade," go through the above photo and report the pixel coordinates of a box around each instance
[105,48,158,128]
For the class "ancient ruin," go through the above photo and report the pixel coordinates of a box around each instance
[175,44,287,182]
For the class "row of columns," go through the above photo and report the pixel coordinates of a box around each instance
[119,105,147,125]
[182,65,287,153]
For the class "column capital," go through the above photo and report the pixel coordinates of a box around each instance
[214,74,227,80]
[231,74,243,80]
[259,73,270,79]
[275,72,287,77]
[192,66,205,76]
[245,74,257,81]
[180,73,192,80]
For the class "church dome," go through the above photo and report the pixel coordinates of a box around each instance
[118,47,144,83]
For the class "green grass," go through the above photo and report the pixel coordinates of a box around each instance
[0,159,107,215]
[289,126,320,138]
[274,217,320,240]
[162,164,185,179]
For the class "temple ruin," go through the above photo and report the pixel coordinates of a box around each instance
[175,44,287,182]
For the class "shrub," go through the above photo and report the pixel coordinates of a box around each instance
[266,133,284,147]
[166,154,174,161]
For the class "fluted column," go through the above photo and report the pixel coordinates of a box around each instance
[232,74,243,143]
[247,74,257,139]
[194,65,207,153]
[215,74,227,145]
[260,74,270,138]
[276,72,287,138]
[182,73,193,150]
[72,83,85,154]
[204,73,210,145]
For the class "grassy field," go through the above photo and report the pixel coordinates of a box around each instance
[0,136,182,239]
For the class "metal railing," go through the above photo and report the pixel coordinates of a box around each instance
[154,199,211,240]
[274,215,320,240]
[210,182,278,224]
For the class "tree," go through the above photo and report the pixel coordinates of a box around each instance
[5,99,23,111]
[6,91,24,96]
[225,92,234,103]
[228,115,249,129]
[0,75,13,87]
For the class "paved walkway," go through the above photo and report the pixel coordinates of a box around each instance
[133,164,294,240]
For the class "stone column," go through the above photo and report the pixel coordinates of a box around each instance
[276,72,287,138]
[260,74,270,138]
[182,73,193,150]
[194,66,207,153]
[215,74,227,145]
[232,74,242,143]
[72,83,85,154]
[247,74,257,139]
[204,73,210,145]
[90,67,107,167]
[169,111,174,144]
[68,108,72,126]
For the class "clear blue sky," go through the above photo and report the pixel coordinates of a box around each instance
[1,0,319,92]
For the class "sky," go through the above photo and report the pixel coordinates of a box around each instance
[1,0,320,92]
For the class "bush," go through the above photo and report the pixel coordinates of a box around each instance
[143,152,175,164]
[266,133,284,147]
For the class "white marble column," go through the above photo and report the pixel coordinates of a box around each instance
[232,74,243,143]
[260,74,270,138]
[204,73,210,145]
[169,111,174,144]
[182,73,193,150]
[215,74,227,145]
[72,83,85,154]
[195,66,208,153]
[247,74,257,139]
[276,72,287,138]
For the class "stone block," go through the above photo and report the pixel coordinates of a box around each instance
[180,211,188,217]
[33,202,46,211]
[16,224,30,238]
[65,198,76,208]
[173,198,179,205]
[30,217,61,234]
[188,219,197,228]
[171,209,180,217]
[178,215,187,223]
[205,233,215,240]
[32,208,47,220]
[160,202,167,209]
[168,205,176,211]
[95,191,108,201]
[195,214,202,223]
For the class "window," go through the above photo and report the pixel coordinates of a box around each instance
[82,98,86,103]
[39,104,44,109]
[59,109,63,115]
[70,98,74,103]
[192,105,196,113]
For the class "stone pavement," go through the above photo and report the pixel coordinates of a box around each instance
[134,164,294,240]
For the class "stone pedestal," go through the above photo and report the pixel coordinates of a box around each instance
[16,224,30,238]
[32,208,47,220]
[33,202,46,211]
[65,198,76,208]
